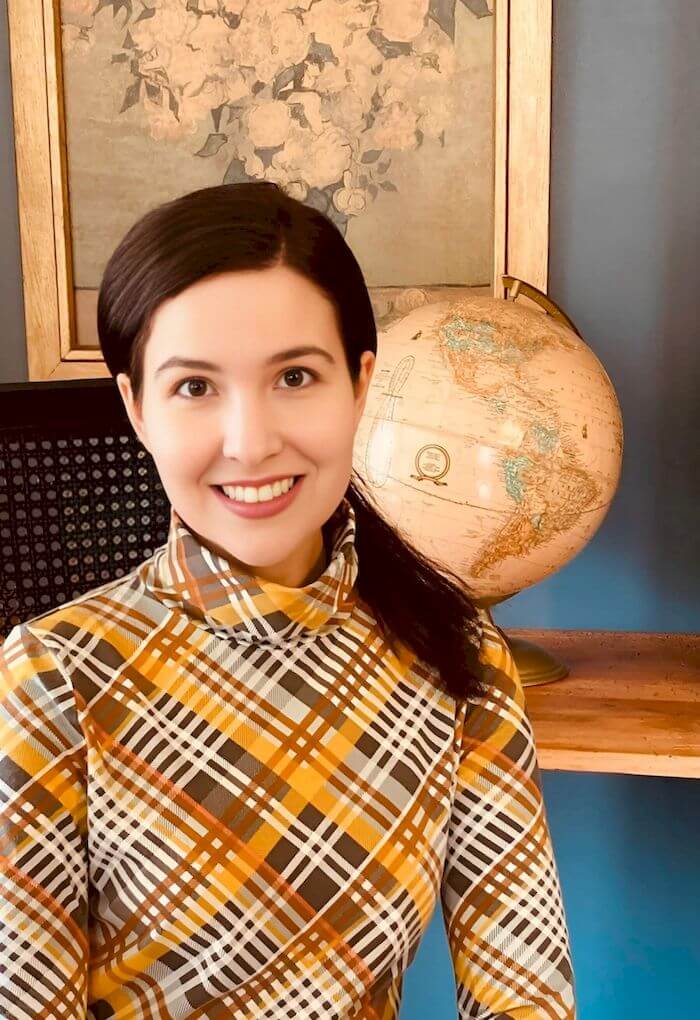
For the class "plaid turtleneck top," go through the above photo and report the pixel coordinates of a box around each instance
[0,498,576,1019]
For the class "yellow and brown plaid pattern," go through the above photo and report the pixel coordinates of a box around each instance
[0,499,575,1018]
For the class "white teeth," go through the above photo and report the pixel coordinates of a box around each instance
[221,477,295,503]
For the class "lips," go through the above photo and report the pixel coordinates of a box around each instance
[212,474,304,518]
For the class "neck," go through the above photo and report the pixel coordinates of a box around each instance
[239,528,327,588]
[299,540,329,586]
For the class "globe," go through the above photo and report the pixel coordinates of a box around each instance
[353,290,624,683]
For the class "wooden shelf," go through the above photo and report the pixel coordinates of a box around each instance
[507,629,700,779]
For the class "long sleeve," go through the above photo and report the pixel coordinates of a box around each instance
[0,624,89,1019]
[440,616,576,1020]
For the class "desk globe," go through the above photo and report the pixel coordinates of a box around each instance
[352,280,624,687]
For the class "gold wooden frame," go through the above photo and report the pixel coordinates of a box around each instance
[7,0,552,381]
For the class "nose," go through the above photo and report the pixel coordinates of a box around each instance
[220,391,283,465]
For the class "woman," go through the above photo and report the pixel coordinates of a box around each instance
[0,182,576,1019]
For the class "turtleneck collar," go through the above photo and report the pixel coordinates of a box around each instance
[144,497,360,647]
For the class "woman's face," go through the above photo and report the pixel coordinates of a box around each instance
[116,264,375,587]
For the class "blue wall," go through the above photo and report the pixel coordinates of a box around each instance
[405,2,700,1017]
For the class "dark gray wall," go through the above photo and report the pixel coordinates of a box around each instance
[492,5,699,1018]
[489,0,699,637]
[541,0,700,632]
[0,1,26,383]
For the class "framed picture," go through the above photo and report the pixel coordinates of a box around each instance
[7,0,552,381]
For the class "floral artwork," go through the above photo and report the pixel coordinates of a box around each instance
[60,0,494,337]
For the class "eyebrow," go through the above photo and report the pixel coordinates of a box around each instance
[155,346,335,376]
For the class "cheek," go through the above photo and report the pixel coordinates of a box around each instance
[303,400,357,457]
[146,417,213,473]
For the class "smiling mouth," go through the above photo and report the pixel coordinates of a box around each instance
[212,477,303,501]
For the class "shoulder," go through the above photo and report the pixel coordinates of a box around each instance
[0,623,82,741]
[476,609,522,686]
[0,557,150,719]
[2,555,153,652]
[1,556,156,711]
[1,621,54,680]
[461,608,530,751]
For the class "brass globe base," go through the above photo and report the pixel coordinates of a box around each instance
[477,604,570,687]
[503,633,569,687]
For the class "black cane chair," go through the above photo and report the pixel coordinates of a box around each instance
[0,378,171,641]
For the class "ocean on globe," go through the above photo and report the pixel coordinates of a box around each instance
[352,294,624,603]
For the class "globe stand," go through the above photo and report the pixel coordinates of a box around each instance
[479,606,570,687]
[501,275,583,337]
[501,632,569,687]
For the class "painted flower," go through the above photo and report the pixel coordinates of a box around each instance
[233,136,266,178]
[302,61,347,95]
[304,0,378,54]
[286,92,326,135]
[227,9,311,84]
[321,87,366,134]
[261,166,308,202]
[271,123,353,191]
[129,7,200,71]
[188,7,237,64]
[339,34,385,107]
[333,169,368,216]
[246,100,292,149]
[375,0,430,43]
[224,68,251,106]
[282,180,308,201]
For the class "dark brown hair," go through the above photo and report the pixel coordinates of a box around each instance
[97,182,487,702]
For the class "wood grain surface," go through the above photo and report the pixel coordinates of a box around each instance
[509,629,700,778]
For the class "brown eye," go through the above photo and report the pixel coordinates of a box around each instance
[279,367,316,389]
[175,378,210,398]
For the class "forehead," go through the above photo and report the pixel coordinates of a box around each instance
[143,265,342,368]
